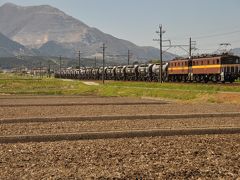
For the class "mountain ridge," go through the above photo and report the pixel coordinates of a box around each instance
[0,2,175,61]
[0,32,34,57]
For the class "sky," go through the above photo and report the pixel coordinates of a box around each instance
[0,0,240,55]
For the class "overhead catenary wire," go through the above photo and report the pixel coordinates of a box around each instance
[193,29,240,40]
[170,28,240,42]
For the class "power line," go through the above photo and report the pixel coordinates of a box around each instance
[230,39,240,43]
[193,29,240,40]
[170,28,240,42]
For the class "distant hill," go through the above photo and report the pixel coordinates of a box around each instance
[38,41,76,58]
[0,55,124,69]
[0,3,176,62]
[0,32,33,57]
[0,56,73,69]
[231,48,240,56]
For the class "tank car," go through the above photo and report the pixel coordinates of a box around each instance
[115,66,126,80]
[151,63,169,82]
[92,68,100,80]
[105,66,116,80]
[125,65,138,81]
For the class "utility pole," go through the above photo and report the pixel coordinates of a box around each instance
[78,51,81,79]
[127,49,130,65]
[59,56,62,78]
[95,56,97,68]
[188,37,197,80]
[39,62,42,78]
[48,61,51,78]
[188,37,193,80]
[159,25,163,83]
[155,25,163,83]
[189,37,192,59]
[100,43,106,84]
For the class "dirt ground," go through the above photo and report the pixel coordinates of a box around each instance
[0,135,239,179]
[1,117,239,136]
[0,95,239,179]
[0,96,240,119]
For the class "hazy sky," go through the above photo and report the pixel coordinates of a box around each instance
[0,0,240,55]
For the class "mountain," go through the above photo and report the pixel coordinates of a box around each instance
[0,32,33,57]
[0,3,175,62]
[38,41,76,58]
[231,48,240,56]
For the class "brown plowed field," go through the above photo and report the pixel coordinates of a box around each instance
[0,96,240,119]
[0,135,239,179]
[0,95,239,179]
[1,117,239,136]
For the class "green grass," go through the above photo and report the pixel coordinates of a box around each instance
[0,74,97,95]
[105,81,240,93]
[97,85,199,100]
[0,73,239,103]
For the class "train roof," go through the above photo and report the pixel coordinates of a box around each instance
[170,53,239,62]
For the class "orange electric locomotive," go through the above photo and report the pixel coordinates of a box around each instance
[168,54,240,83]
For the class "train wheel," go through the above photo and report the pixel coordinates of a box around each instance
[216,75,221,83]
[229,77,234,83]
[204,77,209,83]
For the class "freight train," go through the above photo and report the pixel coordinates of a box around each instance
[55,53,240,83]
